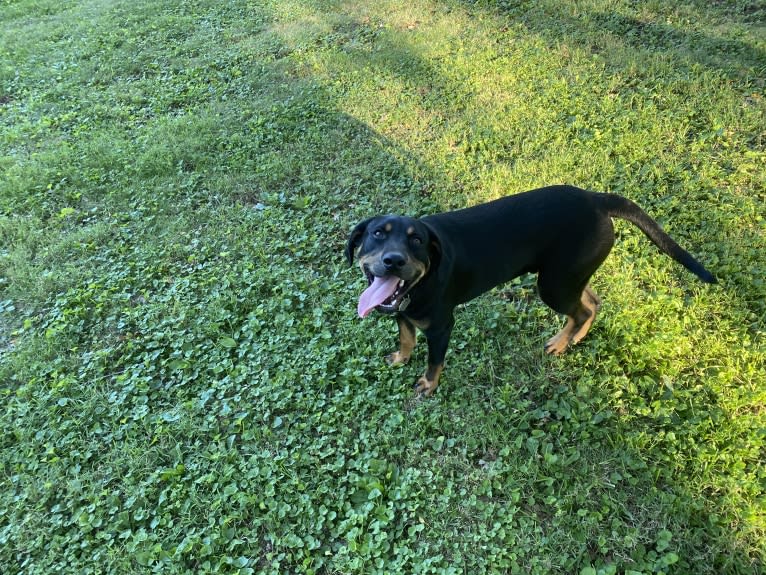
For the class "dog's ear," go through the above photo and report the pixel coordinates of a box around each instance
[422,221,442,268]
[345,217,374,266]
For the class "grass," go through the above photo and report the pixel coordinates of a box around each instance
[1,0,764,573]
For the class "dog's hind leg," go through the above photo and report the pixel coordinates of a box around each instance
[569,285,601,345]
[538,216,612,354]
[544,316,577,355]
[540,282,601,355]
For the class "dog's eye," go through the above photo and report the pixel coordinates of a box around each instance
[410,235,422,246]
[372,229,385,239]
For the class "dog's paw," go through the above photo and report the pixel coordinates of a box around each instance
[385,351,410,366]
[544,334,569,356]
[414,375,437,396]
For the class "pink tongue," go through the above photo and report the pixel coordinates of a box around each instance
[358,276,400,318]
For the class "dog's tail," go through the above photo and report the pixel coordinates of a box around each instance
[598,193,717,283]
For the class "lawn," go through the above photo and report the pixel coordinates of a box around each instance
[1,0,764,573]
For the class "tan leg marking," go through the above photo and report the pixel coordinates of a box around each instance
[545,285,601,355]
[570,285,601,345]
[545,317,577,355]
[414,363,443,396]
[386,316,416,366]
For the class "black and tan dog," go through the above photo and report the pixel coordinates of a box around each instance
[346,185,716,396]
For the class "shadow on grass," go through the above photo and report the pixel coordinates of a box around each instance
[463,0,765,85]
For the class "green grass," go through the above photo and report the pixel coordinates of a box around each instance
[1,0,764,573]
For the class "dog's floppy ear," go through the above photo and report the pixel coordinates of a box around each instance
[345,217,374,266]
[422,220,442,268]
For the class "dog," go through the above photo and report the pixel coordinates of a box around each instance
[346,185,716,396]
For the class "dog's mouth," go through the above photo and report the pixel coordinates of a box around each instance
[357,271,418,318]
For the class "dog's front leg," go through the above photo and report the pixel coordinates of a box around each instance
[415,318,454,396]
[386,315,416,365]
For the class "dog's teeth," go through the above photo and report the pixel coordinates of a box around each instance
[399,280,405,287]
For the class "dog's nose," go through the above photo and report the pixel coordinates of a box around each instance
[382,251,406,271]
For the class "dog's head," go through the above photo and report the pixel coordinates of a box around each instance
[346,215,440,317]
